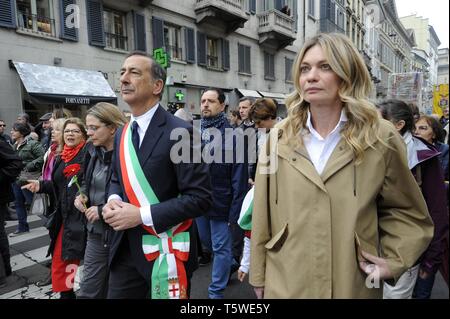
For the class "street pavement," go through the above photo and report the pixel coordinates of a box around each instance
[0,214,448,299]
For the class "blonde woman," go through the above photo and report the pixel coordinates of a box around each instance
[249,33,434,298]
[74,103,127,299]
[35,118,65,287]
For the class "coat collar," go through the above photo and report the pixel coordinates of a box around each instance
[278,118,355,190]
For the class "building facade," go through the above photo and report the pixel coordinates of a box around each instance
[1,0,325,126]
[437,48,449,85]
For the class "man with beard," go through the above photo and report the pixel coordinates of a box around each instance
[197,88,247,298]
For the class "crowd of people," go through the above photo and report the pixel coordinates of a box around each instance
[0,32,448,299]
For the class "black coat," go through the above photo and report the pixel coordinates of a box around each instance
[40,146,87,260]
[0,136,23,204]
[108,106,212,282]
[81,142,114,246]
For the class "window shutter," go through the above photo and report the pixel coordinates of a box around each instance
[86,0,105,47]
[245,46,251,74]
[134,12,146,51]
[238,44,244,72]
[285,58,293,81]
[320,0,327,19]
[197,31,207,66]
[222,39,230,71]
[185,27,195,64]
[264,52,269,77]
[0,0,16,28]
[151,16,164,50]
[269,54,275,79]
[249,0,256,14]
[330,0,336,23]
[60,0,78,41]
[292,0,298,31]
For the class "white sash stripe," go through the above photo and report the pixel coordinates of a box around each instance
[143,244,159,255]
[172,242,190,252]
[123,127,150,207]
[167,254,178,282]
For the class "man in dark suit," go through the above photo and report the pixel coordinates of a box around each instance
[103,51,212,299]
[0,135,23,287]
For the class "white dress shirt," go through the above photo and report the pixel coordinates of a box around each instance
[302,109,348,175]
[108,103,160,227]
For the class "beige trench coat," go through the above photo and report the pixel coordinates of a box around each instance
[249,119,434,298]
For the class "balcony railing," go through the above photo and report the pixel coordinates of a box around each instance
[258,9,294,34]
[17,12,56,37]
[105,32,128,51]
[194,0,248,33]
[166,45,183,61]
[257,9,295,49]
[195,0,244,11]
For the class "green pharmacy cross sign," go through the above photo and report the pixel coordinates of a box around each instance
[175,90,185,101]
[153,48,169,69]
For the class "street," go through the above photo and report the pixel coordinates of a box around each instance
[0,214,447,299]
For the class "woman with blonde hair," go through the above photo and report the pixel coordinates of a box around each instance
[249,33,434,298]
[74,103,127,298]
[35,118,65,287]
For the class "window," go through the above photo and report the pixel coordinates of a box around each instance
[264,52,275,80]
[238,43,251,74]
[164,23,183,61]
[207,37,220,68]
[103,8,127,50]
[308,0,315,16]
[16,0,55,36]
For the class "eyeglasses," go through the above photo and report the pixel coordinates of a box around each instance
[64,129,82,134]
[86,125,105,132]
[0,124,6,127]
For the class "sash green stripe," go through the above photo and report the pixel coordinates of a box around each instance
[238,200,253,231]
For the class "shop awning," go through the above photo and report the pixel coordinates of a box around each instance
[235,88,263,98]
[258,91,287,105]
[13,61,117,106]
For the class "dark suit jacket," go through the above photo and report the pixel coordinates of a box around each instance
[108,106,212,281]
[0,136,23,204]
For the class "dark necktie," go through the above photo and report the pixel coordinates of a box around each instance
[131,121,140,151]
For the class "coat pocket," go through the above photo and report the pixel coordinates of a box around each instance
[265,223,288,251]
[354,231,379,262]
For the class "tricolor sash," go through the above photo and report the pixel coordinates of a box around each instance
[238,186,254,231]
[119,122,192,299]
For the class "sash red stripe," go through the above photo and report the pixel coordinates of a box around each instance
[119,123,140,207]
[175,259,188,299]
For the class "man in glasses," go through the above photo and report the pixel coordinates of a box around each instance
[0,120,12,145]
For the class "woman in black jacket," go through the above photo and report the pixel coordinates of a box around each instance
[23,118,87,299]
[74,103,127,299]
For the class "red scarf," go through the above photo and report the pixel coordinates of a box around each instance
[61,141,85,163]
